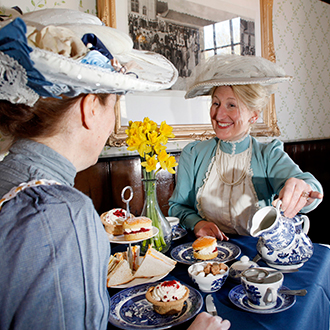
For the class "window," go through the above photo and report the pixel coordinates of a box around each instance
[131,0,139,14]
[142,6,147,16]
[203,17,255,59]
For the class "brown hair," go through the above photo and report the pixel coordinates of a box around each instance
[0,93,109,140]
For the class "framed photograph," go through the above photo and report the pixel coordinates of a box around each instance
[97,0,279,147]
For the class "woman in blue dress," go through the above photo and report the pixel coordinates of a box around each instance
[0,8,230,330]
[169,55,323,240]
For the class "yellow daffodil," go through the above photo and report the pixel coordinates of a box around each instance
[154,142,166,155]
[159,121,175,139]
[147,131,158,146]
[138,140,152,157]
[165,156,178,174]
[126,117,177,175]
[158,150,170,170]
[141,154,158,172]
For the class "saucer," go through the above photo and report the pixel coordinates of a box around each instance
[265,262,304,270]
[171,241,241,265]
[228,285,296,314]
[171,224,187,241]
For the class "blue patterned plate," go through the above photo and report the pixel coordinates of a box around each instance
[171,224,187,241]
[170,241,241,265]
[109,282,203,330]
[228,285,296,314]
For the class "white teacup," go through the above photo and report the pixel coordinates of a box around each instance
[241,268,283,309]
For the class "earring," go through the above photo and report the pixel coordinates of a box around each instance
[250,119,254,124]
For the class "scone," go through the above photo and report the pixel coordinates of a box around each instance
[100,208,133,235]
[145,280,189,315]
[123,216,153,241]
[192,236,218,260]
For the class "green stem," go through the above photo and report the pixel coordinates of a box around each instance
[141,169,168,252]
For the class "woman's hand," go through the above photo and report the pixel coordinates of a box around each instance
[272,178,323,218]
[194,221,229,241]
[187,312,231,330]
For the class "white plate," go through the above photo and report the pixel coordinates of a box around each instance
[107,227,159,244]
[170,241,241,265]
[229,284,296,314]
[109,282,203,330]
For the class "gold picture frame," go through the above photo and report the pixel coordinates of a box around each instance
[97,0,279,147]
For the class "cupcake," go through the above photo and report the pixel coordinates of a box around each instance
[100,208,133,235]
[145,280,189,315]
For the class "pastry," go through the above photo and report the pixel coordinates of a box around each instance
[145,280,189,315]
[100,208,133,235]
[192,236,218,260]
[122,216,153,241]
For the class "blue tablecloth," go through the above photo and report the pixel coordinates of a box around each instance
[108,232,330,330]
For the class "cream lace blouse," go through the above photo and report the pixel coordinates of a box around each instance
[196,136,259,235]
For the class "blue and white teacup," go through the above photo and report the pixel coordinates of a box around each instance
[241,268,283,309]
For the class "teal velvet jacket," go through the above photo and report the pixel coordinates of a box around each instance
[168,136,323,232]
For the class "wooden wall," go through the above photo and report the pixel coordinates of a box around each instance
[74,139,329,243]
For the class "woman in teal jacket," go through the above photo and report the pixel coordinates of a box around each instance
[169,55,323,240]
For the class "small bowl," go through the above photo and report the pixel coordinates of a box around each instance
[229,255,259,283]
[188,261,229,293]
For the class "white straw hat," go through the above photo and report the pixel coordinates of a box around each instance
[0,8,178,106]
[185,54,292,99]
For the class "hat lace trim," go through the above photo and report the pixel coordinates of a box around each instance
[0,51,39,107]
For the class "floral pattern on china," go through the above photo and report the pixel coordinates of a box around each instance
[250,200,313,268]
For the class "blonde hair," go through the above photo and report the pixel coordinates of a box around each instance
[211,84,276,113]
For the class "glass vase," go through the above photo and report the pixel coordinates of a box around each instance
[140,170,172,254]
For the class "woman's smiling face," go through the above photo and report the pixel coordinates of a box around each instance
[210,86,257,141]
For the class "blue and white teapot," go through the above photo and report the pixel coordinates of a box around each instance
[250,200,313,269]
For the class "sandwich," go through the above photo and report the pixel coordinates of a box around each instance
[192,236,218,260]
[129,245,140,272]
[133,245,177,278]
[107,255,134,287]
[122,216,153,241]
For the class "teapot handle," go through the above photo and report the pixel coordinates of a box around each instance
[300,215,310,234]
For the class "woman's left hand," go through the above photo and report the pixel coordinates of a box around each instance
[272,178,323,218]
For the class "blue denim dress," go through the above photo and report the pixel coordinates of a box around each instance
[0,139,110,329]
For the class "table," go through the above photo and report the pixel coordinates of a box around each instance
[108,232,330,330]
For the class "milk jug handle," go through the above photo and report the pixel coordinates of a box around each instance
[300,215,310,234]
[275,199,282,212]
